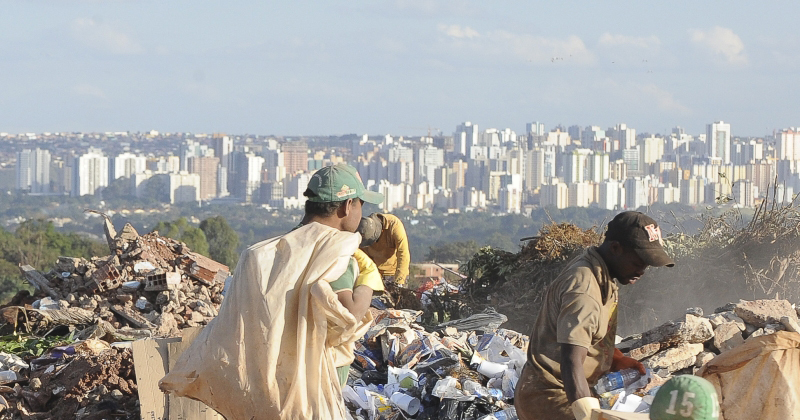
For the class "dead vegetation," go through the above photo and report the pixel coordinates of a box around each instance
[458,191,800,336]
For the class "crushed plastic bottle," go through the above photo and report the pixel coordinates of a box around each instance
[594,368,650,394]
[462,380,504,400]
[478,407,518,420]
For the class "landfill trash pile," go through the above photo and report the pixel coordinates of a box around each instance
[342,307,526,420]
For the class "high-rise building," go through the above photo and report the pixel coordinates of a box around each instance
[454,122,478,157]
[540,181,569,209]
[282,141,308,176]
[525,148,545,191]
[598,181,622,210]
[167,172,201,203]
[111,152,147,182]
[449,160,468,190]
[707,121,732,164]
[72,148,108,197]
[568,182,591,208]
[16,148,50,193]
[608,123,636,150]
[565,149,592,184]
[212,135,233,170]
[417,145,444,184]
[179,139,213,171]
[187,156,220,200]
[624,177,648,209]
[776,128,800,162]
[526,122,545,136]
[587,152,610,183]
[212,135,233,195]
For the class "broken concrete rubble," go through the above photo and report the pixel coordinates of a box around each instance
[645,343,704,372]
[711,323,744,353]
[732,299,799,328]
[10,217,230,337]
[706,311,746,331]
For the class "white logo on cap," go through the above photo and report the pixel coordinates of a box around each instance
[644,224,662,243]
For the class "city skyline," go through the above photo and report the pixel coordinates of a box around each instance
[5,120,799,215]
[1,2,799,136]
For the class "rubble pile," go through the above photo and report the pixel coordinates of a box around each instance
[619,298,800,382]
[0,216,231,419]
[5,342,138,420]
[15,222,230,338]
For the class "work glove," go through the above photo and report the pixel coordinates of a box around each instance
[571,396,600,420]
[611,348,646,374]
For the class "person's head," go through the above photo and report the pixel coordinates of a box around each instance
[357,213,383,247]
[650,375,720,420]
[598,211,674,285]
[303,164,384,232]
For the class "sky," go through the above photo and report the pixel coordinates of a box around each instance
[1,1,799,137]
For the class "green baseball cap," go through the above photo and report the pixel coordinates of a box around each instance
[305,164,384,204]
[650,375,720,420]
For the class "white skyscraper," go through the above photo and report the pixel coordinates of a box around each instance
[454,122,479,156]
[608,123,636,150]
[16,148,50,193]
[624,177,648,209]
[72,148,108,197]
[598,181,622,210]
[526,122,545,136]
[525,148,545,191]
[587,152,610,183]
[111,152,147,181]
[244,155,265,201]
[776,128,800,162]
[707,121,732,164]
[417,145,444,184]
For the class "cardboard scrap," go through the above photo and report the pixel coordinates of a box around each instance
[132,328,223,420]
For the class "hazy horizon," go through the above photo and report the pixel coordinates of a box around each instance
[2,1,798,137]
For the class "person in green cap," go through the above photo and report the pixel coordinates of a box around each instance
[299,163,385,385]
[650,375,720,420]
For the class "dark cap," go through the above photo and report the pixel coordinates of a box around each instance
[606,211,675,267]
[357,213,382,248]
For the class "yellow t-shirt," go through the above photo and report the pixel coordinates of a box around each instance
[362,214,410,284]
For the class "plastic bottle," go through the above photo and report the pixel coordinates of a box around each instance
[594,368,645,394]
[492,407,519,420]
[463,380,504,400]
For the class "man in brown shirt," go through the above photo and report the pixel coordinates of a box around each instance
[515,211,675,420]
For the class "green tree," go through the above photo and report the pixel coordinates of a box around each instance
[426,240,481,263]
[0,221,106,304]
[153,217,210,256]
[200,216,240,268]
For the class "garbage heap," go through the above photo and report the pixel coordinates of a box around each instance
[342,307,525,420]
[0,221,230,419]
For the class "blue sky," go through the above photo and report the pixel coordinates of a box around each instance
[1,1,798,137]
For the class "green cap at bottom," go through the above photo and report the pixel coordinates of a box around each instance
[650,375,719,420]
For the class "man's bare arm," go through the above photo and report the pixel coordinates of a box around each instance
[336,285,373,321]
[561,343,591,403]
